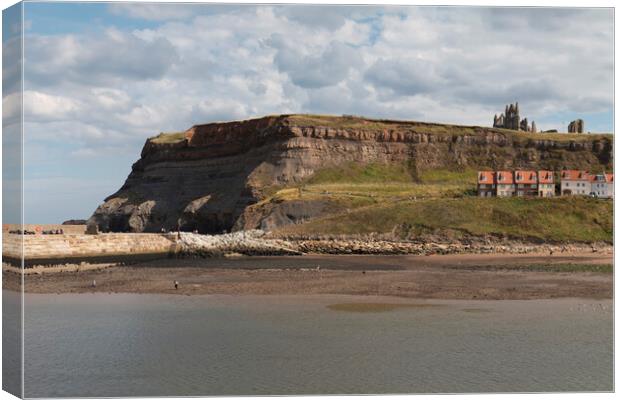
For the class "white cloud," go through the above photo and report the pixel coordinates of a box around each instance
[22,5,614,154]
[90,88,132,110]
[270,38,363,88]
[2,91,21,122]
[23,90,80,120]
[25,29,178,86]
[107,3,198,21]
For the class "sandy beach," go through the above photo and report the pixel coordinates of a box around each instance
[5,252,612,300]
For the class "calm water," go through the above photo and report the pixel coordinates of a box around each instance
[15,293,613,397]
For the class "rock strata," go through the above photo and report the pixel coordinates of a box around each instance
[89,114,613,233]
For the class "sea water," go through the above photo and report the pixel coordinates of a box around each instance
[12,292,613,397]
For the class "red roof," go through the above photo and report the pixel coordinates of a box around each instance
[605,173,614,183]
[477,171,495,184]
[561,170,589,181]
[537,170,554,184]
[495,171,514,184]
[589,173,614,184]
[514,170,537,184]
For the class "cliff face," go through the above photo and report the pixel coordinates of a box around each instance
[88,114,613,233]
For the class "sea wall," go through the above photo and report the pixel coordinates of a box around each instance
[2,230,613,269]
[3,233,176,266]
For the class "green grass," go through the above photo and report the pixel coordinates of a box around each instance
[274,196,612,243]
[417,168,478,185]
[306,162,415,184]
[256,165,476,213]
[148,132,186,144]
[300,164,476,201]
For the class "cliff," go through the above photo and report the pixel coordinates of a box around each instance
[88,114,613,234]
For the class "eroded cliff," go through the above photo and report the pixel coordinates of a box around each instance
[88,114,613,233]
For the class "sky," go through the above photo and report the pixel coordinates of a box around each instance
[2,3,614,224]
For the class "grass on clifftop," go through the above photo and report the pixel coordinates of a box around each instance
[285,114,611,140]
[274,197,612,243]
[148,114,611,147]
[149,132,186,144]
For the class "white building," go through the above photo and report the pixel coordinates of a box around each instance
[589,173,614,198]
[560,170,590,196]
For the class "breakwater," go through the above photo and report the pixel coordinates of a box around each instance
[3,233,176,267]
[2,230,612,268]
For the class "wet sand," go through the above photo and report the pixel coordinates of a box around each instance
[6,252,612,300]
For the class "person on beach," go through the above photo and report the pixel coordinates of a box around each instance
[174,280,179,290]
[91,280,96,288]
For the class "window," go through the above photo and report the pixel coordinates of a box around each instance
[530,184,536,188]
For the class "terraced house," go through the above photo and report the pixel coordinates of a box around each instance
[537,170,555,197]
[589,173,614,198]
[560,170,591,196]
[514,170,538,196]
[477,170,555,197]
[496,171,515,197]
[477,171,495,197]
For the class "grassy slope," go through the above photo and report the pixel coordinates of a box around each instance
[262,163,476,204]
[265,163,612,243]
[274,197,612,242]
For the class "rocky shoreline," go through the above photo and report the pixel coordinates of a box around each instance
[285,238,613,256]
[172,230,612,257]
[5,230,612,270]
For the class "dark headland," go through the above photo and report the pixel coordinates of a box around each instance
[4,114,613,298]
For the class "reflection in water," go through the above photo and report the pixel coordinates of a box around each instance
[23,294,612,397]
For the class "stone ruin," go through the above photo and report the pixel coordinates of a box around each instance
[493,102,536,133]
[568,119,585,133]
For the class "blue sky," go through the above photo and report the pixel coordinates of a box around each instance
[2,3,614,223]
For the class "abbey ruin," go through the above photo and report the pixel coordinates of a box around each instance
[493,102,537,133]
[568,119,585,133]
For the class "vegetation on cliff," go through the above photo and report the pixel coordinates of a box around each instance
[273,197,612,243]
[251,163,612,243]
[149,132,186,144]
[285,114,612,141]
[148,114,612,145]
[93,114,613,239]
